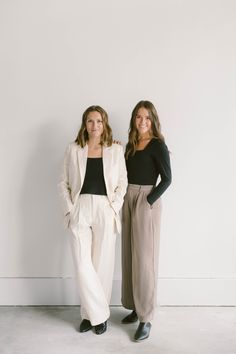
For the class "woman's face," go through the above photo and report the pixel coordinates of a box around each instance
[86,111,104,139]
[135,107,152,136]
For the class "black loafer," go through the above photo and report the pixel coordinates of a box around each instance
[94,321,107,335]
[134,322,151,342]
[121,310,138,324]
[79,319,93,333]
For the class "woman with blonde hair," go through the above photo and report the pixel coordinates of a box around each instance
[58,105,127,335]
[121,100,172,341]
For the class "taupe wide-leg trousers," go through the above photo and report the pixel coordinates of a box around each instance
[121,184,162,322]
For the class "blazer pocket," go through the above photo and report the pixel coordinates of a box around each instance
[63,213,71,229]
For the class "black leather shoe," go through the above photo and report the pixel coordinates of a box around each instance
[122,310,138,324]
[79,319,92,333]
[134,322,151,341]
[94,321,107,335]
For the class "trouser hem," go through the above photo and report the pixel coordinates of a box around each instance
[83,312,110,327]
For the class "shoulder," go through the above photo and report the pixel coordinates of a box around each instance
[151,138,168,150]
[67,141,83,150]
[68,142,77,149]
[150,138,170,155]
[64,142,83,155]
[107,143,125,153]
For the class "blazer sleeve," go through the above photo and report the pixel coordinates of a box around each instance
[110,145,128,214]
[57,144,74,216]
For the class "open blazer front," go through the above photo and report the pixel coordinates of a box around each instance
[58,142,128,233]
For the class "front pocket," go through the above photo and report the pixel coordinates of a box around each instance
[146,199,153,209]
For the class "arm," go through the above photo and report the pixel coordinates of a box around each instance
[147,141,172,205]
[57,144,74,216]
[110,146,128,214]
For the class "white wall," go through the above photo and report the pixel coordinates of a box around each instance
[0,0,236,305]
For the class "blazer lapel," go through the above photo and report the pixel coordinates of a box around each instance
[77,144,88,184]
[102,146,112,178]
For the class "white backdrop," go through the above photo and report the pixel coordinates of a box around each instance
[0,0,236,305]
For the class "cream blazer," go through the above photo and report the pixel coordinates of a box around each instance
[58,142,128,233]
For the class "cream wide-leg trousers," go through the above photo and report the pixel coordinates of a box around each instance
[69,194,117,326]
[121,184,162,322]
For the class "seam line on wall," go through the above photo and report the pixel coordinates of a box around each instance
[0,277,236,280]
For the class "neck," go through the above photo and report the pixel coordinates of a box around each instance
[87,137,101,148]
[138,133,152,141]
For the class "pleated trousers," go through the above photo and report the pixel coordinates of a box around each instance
[69,194,116,326]
[121,184,162,322]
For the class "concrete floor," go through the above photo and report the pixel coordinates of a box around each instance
[0,306,235,354]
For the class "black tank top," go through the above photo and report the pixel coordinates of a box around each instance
[80,158,107,196]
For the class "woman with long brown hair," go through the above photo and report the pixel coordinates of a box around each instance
[121,100,172,341]
[58,105,127,335]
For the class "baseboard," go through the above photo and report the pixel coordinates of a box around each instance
[0,277,235,306]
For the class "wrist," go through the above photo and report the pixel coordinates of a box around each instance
[146,196,152,205]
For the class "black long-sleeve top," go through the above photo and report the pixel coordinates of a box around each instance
[125,138,172,205]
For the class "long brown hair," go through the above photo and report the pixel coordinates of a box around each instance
[75,105,113,147]
[125,100,164,158]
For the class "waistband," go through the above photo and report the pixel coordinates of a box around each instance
[128,183,154,191]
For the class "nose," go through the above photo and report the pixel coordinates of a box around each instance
[140,117,146,124]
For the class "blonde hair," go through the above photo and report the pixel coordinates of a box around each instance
[125,100,164,159]
[75,105,113,147]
